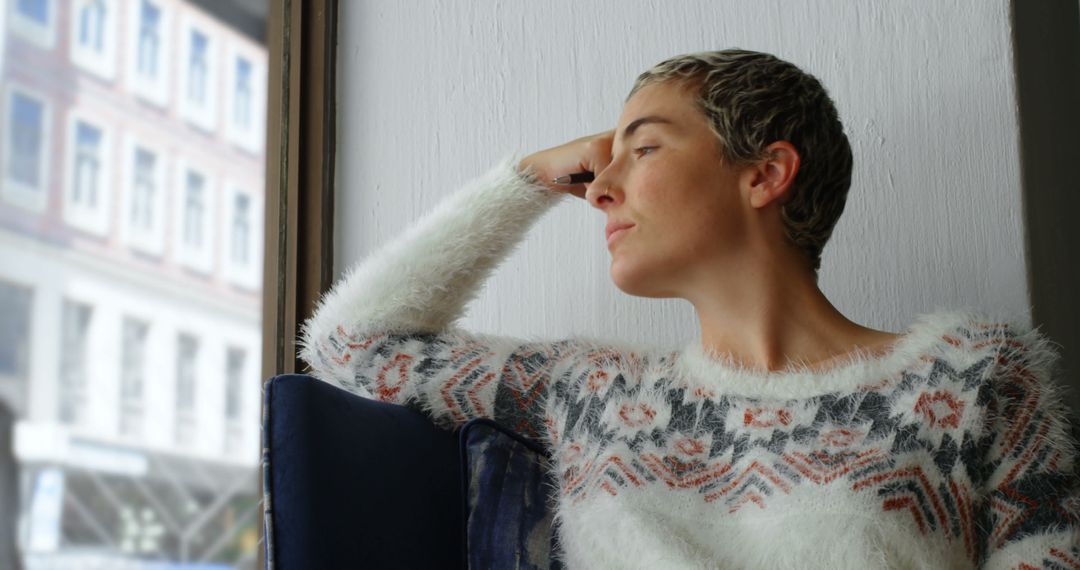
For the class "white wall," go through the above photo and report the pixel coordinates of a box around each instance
[335,0,1031,347]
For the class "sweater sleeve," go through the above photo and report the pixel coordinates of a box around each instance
[977,320,1080,569]
[297,152,580,442]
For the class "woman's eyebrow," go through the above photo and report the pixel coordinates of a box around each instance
[618,115,676,142]
[611,116,676,160]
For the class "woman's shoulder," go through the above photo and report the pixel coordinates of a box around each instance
[948,307,1075,434]
[947,306,1064,384]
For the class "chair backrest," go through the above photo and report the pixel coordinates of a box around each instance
[261,374,465,569]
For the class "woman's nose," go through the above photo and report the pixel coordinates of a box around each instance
[585,180,611,208]
[586,170,618,208]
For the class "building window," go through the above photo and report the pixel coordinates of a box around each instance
[69,0,116,79]
[230,194,250,266]
[59,300,93,426]
[225,45,263,152]
[175,162,213,272]
[11,0,56,49]
[233,57,252,130]
[137,0,161,79]
[17,0,49,24]
[224,185,259,288]
[123,137,166,255]
[72,121,103,209]
[77,0,106,52]
[119,318,148,438]
[179,17,216,131]
[127,0,169,106]
[187,30,208,106]
[7,91,45,190]
[131,147,156,233]
[175,334,197,446]
[64,114,111,234]
[0,281,33,381]
[183,171,205,249]
[224,347,245,454]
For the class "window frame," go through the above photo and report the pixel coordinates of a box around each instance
[120,133,168,256]
[262,0,337,380]
[1,84,52,213]
[173,330,200,447]
[173,157,215,274]
[118,316,150,440]
[9,0,56,51]
[225,40,266,154]
[224,181,262,290]
[177,12,219,133]
[58,297,94,427]
[0,279,34,384]
[223,345,247,455]
[62,108,114,236]
[125,0,171,108]
[68,0,118,81]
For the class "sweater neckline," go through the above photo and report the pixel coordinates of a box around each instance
[672,307,980,400]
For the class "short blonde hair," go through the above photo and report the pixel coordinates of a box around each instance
[628,49,854,281]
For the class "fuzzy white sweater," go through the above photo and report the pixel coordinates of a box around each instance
[299,153,1080,569]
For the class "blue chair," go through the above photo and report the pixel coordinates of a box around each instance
[261,374,466,569]
[261,374,563,569]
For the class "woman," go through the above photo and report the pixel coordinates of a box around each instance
[301,49,1079,569]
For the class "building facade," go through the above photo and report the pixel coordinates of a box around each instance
[0,0,267,566]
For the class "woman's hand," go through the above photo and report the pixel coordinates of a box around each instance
[517,129,616,200]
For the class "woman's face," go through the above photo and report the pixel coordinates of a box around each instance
[587,80,751,300]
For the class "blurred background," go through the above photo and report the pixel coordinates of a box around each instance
[0,0,268,568]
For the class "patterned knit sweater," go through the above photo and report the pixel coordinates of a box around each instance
[299,153,1080,569]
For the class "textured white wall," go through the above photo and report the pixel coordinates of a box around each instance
[335,0,1030,347]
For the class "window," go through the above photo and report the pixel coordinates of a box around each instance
[126,0,170,106]
[0,0,271,565]
[131,147,156,232]
[72,122,102,208]
[78,0,105,51]
[175,161,213,272]
[9,94,44,187]
[224,347,245,454]
[10,0,55,49]
[122,136,166,255]
[64,113,112,234]
[184,171,204,248]
[0,281,32,417]
[137,0,160,78]
[175,334,197,446]
[188,30,208,105]
[59,300,93,426]
[17,0,49,25]
[225,43,265,152]
[119,318,148,439]
[179,16,217,131]
[69,0,117,79]
[224,184,261,288]
[231,194,250,266]
[3,87,50,211]
[233,57,252,130]
[0,281,32,381]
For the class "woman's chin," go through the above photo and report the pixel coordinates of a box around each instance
[609,261,648,296]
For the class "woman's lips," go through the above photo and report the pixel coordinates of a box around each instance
[607,225,633,247]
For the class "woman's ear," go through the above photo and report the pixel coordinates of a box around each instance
[747,142,800,209]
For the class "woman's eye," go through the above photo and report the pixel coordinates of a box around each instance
[634,146,657,156]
